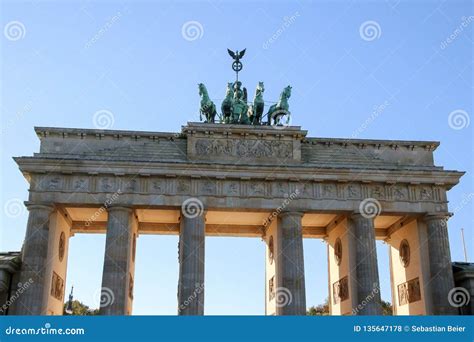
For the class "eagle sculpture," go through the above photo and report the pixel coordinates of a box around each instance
[227,49,246,62]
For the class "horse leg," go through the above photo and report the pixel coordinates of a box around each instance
[267,106,274,125]
[211,109,216,123]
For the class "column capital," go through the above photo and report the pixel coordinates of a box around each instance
[106,205,133,213]
[24,201,54,212]
[278,211,304,218]
[424,212,452,222]
[350,212,374,221]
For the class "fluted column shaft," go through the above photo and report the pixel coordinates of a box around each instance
[349,213,382,315]
[100,206,134,315]
[17,203,54,315]
[424,214,457,315]
[178,209,205,315]
[276,211,306,315]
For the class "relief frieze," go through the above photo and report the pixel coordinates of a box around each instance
[29,173,446,208]
[194,138,292,159]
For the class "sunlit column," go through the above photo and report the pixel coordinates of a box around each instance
[177,204,206,315]
[100,206,137,315]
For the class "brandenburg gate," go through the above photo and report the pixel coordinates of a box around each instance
[6,50,465,316]
[11,121,463,316]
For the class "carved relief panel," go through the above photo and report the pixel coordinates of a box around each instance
[272,181,289,198]
[129,273,134,300]
[71,176,89,192]
[333,276,349,304]
[176,178,191,195]
[58,232,66,262]
[150,178,166,194]
[294,181,313,198]
[50,271,64,301]
[198,180,216,195]
[418,186,433,201]
[346,184,361,199]
[269,276,275,301]
[39,175,63,191]
[370,184,386,199]
[192,138,294,161]
[122,177,139,192]
[98,177,117,192]
[398,277,421,305]
[390,185,408,201]
[320,183,337,199]
[248,181,266,197]
[223,180,240,196]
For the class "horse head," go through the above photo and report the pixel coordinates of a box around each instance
[198,83,207,97]
[255,82,265,96]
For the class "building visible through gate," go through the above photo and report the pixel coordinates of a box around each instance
[3,121,465,315]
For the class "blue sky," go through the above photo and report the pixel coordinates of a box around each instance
[1,0,472,315]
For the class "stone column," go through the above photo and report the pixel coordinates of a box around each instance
[0,270,12,308]
[17,203,54,315]
[276,211,306,315]
[178,207,205,315]
[100,206,135,315]
[423,213,457,315]
[348,213,382,315]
